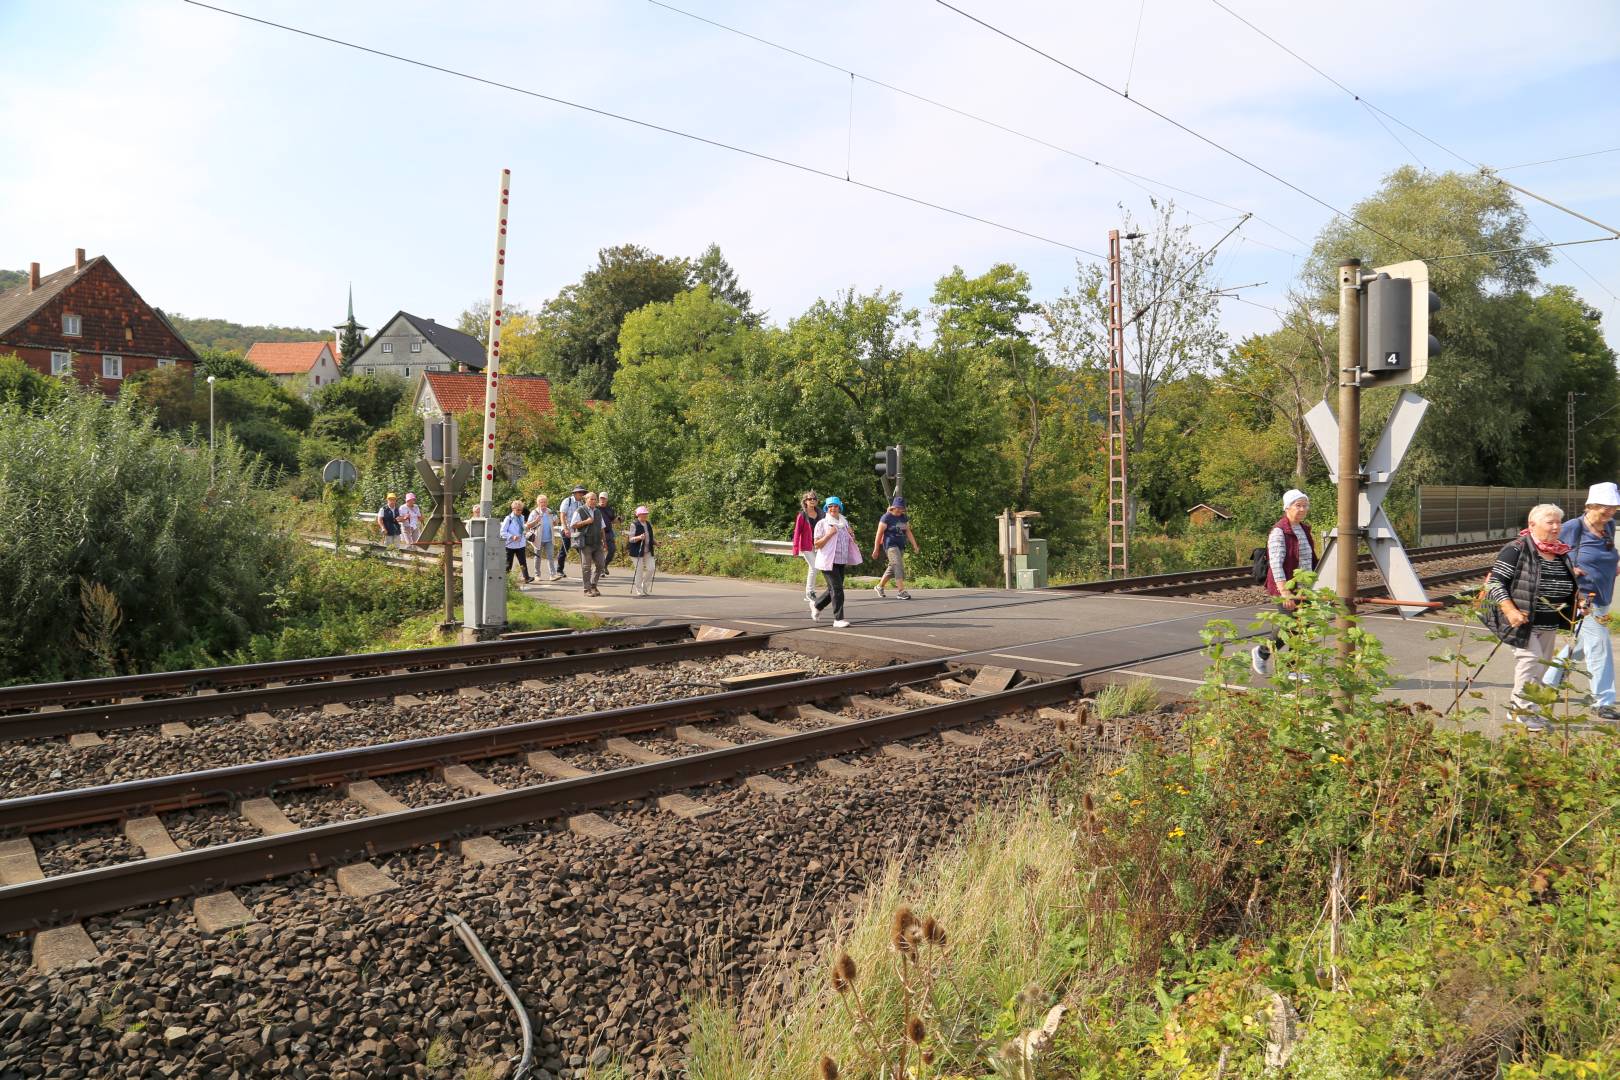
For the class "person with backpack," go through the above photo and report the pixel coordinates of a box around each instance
[525,495,557,583]
[501,499,533,584]
[808,496,862,628]
[1251,488,1316,678]
[790,491,822,601]
[571,491,606,597]
[556,484,586,578]
[628,505,657,596]
[1542,483,1620,720]
[1483,504,1581,730]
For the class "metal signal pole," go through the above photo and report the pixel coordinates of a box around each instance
[1336,259,1362,667]
[1107,230,1129,577]
[478,169,511,518]
[1568,391,1578,493]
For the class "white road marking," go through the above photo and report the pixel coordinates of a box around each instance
[803,629,956,651]
[988,653,1084,668]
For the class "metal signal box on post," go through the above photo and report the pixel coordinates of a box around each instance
[872,445,901,500]
[1358,260,1441,386]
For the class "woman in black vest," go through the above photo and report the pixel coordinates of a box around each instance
[1483,503,1579,731]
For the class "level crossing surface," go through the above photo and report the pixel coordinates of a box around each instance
[521,572,1536,734]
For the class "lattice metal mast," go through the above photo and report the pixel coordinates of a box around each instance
[1107,229,1129,577]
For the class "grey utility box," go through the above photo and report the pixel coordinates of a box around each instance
[1015,538,1048,589]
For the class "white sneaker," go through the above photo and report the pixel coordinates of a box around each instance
[804,591,815,601]
[1286,671,1310,683]
[808,599,820,622]
[875,584,886,598]
[1250,646,1272,677]
[833,620,851,628]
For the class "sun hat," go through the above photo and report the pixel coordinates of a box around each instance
[1586,482,1620,507]
[890,496,907,508]
[572,483,587,493]
[634,505,649,515]
[385,492,397,500]
[1282,488,1309,509]
[599,491,610,500]
[824,496,844,509]
[404,492,416,502]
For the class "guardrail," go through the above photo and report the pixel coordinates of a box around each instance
[353,513,795,556]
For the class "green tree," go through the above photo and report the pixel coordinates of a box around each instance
[164,314,326,355]
[125,363,204,430]
[193,347,262,381]
[692,243,757,324]
[310,406,368,446]
[312,372,407,428]
[534,243,692,397]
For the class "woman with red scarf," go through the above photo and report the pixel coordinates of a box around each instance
[1483,503,1579,730]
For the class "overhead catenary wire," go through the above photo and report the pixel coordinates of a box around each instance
[180,0,1110,261]
[1498,146,1620,172]
[1204,0,1620,302]
[930,0,1422,258]
[646,0,1310,252]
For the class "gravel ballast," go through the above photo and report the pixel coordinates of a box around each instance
[0,649,862,802]
[0,704,1097,1078]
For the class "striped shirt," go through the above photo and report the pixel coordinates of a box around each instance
[1487,550,1576,629]
[1268,522,1313,588]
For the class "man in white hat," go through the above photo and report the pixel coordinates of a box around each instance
[1544,481,1620,720]
[1252,488,1316,679]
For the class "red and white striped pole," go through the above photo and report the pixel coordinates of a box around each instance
[477,168,511,518]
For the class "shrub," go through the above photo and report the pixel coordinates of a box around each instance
[0,391,292,682]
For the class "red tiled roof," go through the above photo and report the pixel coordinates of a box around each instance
[245,340,332,375]
[423,371,554,414]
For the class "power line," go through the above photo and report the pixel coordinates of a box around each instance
[1499,146,1620,172]
[1204,0,1620,303]
[931,0,1421,257]
[1125,215,1252,328]
[646,0,1310,252]
[1427,236,1618,262]
[180,0,1111,261]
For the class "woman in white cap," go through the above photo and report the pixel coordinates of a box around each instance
[1543,482,1620,720]
[1251,488,1317,678]
[628,505,656,597]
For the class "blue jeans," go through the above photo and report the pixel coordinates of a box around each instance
[1546,602,1616,707]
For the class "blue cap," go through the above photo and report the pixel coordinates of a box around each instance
[890,496,907,508]
[824,496,843,509]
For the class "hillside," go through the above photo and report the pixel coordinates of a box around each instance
[164,314,330,355]
[0,269,26,292]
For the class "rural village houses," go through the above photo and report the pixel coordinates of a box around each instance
[0,250,197,393]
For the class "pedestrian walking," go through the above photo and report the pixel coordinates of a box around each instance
[872,496,921,599]
[571,491,606,596]
[1544,483,1620,720]
[790,491,822,600]
[398,492,423,547]
[599,492,617,576]
[376,492,402,549]
[557,484,587,578]
[1483,503,1580,731]
[628,505,657,596]
[1251,488,1317,679]
[501,499,533,584]
[526,495,558,583]
[808,496,861,628]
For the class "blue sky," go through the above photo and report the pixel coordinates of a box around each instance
[2,0,1616,349]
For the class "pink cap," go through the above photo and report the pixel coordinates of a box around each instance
[634,505,650,515]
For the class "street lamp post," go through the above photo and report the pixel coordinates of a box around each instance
[206,375,216,482]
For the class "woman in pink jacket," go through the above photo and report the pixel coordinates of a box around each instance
[789,490,821,601]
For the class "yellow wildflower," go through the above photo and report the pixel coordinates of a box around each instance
[1168,827,1185,839]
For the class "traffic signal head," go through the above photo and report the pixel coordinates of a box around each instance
[873,446,898,478]
[1360,259,1441,386]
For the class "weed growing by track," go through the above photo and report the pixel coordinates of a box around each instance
[686,587,1620,1077]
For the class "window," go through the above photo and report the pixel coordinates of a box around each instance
[410,340,422,353]
[381,342,393,354]
[102,355,123,380]
[51,351,71,376]
[314,375,321,385]
[156,358,175,369]
[62,314,82,336]
[403,367,410,377]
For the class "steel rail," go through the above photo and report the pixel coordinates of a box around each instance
[0,634,771,743]
[0,672,1078,935]
[0,624,691,713]
[0,659,953,834]
[1059,539,1501,596]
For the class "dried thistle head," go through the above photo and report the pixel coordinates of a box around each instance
[906,1016,927,1044]
[923,916,947,946]
[831,952,857,993]
[921,1049,935,1066]
[1082,791,1094,814]
[891,906,919,951]
[818,1054,839,1080]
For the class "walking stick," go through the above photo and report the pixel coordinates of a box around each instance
[1443,636,1506,718]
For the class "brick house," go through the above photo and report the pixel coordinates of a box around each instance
[0,249,197,394]
[244,340,341,398]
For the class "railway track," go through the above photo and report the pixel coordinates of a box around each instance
[1062,538,1502,597]
[0,626,776,743]
[0,660,1080,939]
